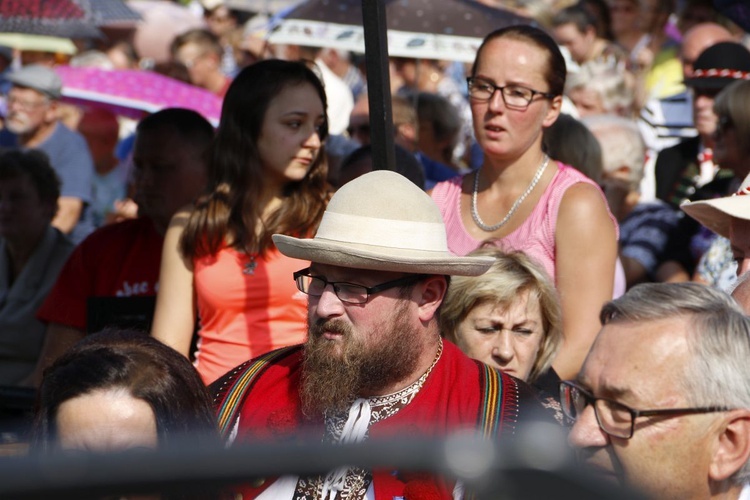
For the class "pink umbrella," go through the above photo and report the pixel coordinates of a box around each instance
[54,66,223,126]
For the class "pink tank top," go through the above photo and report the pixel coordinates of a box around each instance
[193,246,309,384]
[431,163,620,287]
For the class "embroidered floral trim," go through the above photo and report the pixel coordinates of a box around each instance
[295,339,444,499]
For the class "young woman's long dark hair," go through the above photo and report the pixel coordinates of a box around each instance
[181,59,330,259]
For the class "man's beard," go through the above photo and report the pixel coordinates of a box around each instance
[5,113,35,135]
[301,301,422,417]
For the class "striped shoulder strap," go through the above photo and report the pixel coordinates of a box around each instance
[465,363,520,500]
[475,361,519,439]
[213,346,301,438]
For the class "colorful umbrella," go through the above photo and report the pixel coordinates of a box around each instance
[0,0,103,39]
[55,66,222,126]
[267,0,532,62]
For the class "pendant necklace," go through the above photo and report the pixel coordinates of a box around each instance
[471,154,550,232]
[242,254,258,275]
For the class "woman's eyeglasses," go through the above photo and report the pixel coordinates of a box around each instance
[467,77,555,110]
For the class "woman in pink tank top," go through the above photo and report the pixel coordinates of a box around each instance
[431,26,618,381]
[152,61,330,384]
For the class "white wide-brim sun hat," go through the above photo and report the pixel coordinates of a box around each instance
[273,170,494,276]
[681,173,750,238]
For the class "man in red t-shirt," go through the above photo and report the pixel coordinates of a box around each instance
[28,108,213,386]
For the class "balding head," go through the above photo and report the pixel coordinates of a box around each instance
[681,23,734,77]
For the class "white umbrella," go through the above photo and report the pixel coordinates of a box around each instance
[267,0,532,62]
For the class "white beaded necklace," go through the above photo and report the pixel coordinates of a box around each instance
[471,154,550,232]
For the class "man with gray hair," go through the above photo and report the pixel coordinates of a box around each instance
[563,282,750,500]
[0,64,95,244]
[584,115,679,287]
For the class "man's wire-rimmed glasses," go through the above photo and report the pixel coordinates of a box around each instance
[293,267,427,305]
[5,94,49,111]
[467,76,556,110]
[559,380,733,439]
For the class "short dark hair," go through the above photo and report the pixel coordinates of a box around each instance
[32,329,218,452]
[170,28,223,58]
[416,91,462,150]
[543,113,603,183]
[338,143,426,189]
[551,4,597,32]
[137,107,215,160]
[0,148,60,205]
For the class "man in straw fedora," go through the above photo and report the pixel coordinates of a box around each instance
[211,170,555,499]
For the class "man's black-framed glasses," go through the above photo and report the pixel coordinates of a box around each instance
[559,380,732,439]
[467,76,556,110]
[293,268,427,304]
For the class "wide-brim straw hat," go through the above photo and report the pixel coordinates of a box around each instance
[681,173,750,238]
[273,170,494,276]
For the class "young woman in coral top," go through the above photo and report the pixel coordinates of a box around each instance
[152,60,329,384]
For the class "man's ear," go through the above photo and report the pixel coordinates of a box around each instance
[44,100,59,124]
[415,275,447,323]
[396,123,417,145]
[585,26,597,44]
[205,52,221,69]
[709,409,750,482]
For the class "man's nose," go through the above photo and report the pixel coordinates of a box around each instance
[567,404,609,449]
[312,284,345,318]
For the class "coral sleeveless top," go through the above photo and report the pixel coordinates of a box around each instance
[193,246,309,384]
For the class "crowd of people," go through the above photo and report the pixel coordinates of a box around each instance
[1,0,750,497]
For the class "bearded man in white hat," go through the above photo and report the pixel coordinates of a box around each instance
[210,170,554,499]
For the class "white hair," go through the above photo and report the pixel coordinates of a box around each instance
[583,114,645,191]
[566,60,633,115]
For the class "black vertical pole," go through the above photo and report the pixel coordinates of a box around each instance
[361,0,396,172]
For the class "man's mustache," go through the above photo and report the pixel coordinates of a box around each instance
[309,319,352,337]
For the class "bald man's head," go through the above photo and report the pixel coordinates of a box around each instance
[681,23,734,77]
